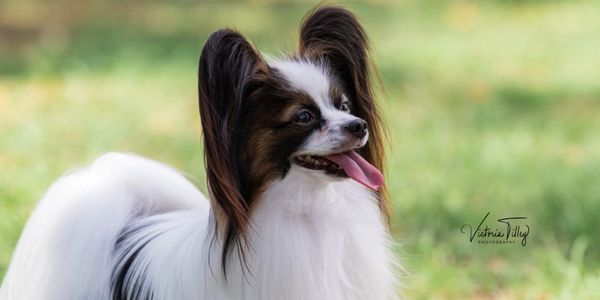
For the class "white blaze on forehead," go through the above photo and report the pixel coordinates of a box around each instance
[270,59,333,109]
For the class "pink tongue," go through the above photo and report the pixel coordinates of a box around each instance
[325,151,384,191]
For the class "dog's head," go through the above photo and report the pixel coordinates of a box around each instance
[198,6,387,272]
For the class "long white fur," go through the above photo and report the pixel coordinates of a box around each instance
[1,61,398,300]
[271,60,332,106]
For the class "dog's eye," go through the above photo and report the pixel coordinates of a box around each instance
[294,109,313,124]
[340,101,351,113]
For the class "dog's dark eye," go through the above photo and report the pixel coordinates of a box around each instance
[294,109,313,124]
[340,101,351,113]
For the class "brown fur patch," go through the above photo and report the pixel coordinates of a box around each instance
[199,36,323,273]
[329,84,345,110]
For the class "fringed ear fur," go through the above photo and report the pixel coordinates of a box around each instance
[198,29,267,274]
[298,6,389,220]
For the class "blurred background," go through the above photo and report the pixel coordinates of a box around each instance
[1,0,599,298]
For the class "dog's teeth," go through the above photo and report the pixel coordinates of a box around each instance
[295,155,343,172]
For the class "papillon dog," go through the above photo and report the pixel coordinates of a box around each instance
[1,6,399,300]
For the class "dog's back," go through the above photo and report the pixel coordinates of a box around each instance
[0,153,209,300]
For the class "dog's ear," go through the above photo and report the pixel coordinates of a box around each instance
[298,6,388,217]
[198,29,266,271]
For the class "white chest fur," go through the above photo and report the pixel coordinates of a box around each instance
[223,166,398,300]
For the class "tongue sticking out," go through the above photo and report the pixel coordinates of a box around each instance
[325,151,384,191]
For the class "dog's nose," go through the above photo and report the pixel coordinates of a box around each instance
[344,119,368,139]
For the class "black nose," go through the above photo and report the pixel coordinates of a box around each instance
[344,119,368,139]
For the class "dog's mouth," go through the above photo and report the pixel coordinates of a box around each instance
[293,151,384,191]
[294,155,347,176]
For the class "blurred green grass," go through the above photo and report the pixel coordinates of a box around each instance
[1,0,600,298]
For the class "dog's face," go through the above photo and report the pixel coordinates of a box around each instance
[272,60,369,156]
[239,60,372,189]
[198,6,387,269]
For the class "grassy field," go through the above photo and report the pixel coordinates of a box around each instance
[1,0,600,298]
